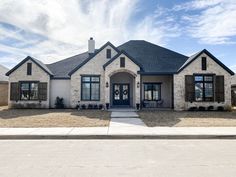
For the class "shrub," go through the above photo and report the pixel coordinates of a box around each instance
[99,104,103,110]
[55,97,64,109]
[217,106,224,111]
[81,104,86,109]
[225,105,232,112]
[188,107,198,111]
[207,106,214,111]
[88,104,93,109]
[94,104,98,109]
[198,106,206,111]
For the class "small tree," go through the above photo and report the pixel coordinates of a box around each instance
[55,97,64,109]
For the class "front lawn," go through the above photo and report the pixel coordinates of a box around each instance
[0,106,110,127]
[139,110,236,127]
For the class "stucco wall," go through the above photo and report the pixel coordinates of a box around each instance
[8,59,50,108]
[70,45,118,108]
[141,75,173,108]
[0,82,8,106]
[50,79,71,108]
[104,53,141,106]
[174,53,232,110]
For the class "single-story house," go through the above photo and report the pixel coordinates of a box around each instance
[0,64,9,106]
[6,38,235,110]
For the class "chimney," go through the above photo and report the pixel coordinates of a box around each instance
[88,37,95,54]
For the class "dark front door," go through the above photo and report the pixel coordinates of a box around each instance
[113,84,130,106]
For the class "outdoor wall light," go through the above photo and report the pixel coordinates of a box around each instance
[106,82,109,88]
[137,82,140,88]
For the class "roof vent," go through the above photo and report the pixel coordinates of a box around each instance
[88,37,95,54]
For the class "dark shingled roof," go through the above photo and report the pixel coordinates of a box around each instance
[46,52,90,79]
[117,40,189,74]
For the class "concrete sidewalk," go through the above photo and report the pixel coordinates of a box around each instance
[1,127,236,139]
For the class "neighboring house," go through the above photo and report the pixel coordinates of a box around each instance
[0,64,9,106]
[6,38,235,110]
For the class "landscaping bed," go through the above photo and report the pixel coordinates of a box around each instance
[139,110,236,127]
[0,107,110,127]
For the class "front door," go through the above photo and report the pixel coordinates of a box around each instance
[113,84,130,106]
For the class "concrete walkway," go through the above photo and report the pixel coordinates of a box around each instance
[1,127,236,139]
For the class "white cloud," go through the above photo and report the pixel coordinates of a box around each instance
[0,0,180,68]
[176,0,236,44]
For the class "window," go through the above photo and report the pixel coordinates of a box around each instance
[194,75,213,101]
[27,63,32,75]
[106,49,111,59]
[120,57,125,67]
[202,57,207,70]
[81,76,100,101]
[20,82,38,100]
[144,83,161,101]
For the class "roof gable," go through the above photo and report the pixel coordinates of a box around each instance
[6,56,53,76]
[103,50,143,70]
[68,41,119,76]
[177,49,234,75]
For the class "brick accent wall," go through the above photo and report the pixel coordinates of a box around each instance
[8,59,50,108]
[174,53,232,110]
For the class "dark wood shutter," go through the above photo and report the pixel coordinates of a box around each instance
[120,57,125,67]
[38,82,47,101]
[10,82,19,101]
[106,49,111,59]
[202,57,207,70]
[215,75,224,102]
[27,63,32,75]
[185,75,195,102]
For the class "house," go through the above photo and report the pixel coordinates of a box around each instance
[0,64,9,106]
[6,38,235,110]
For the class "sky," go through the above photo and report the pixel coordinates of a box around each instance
[0,0,235,72]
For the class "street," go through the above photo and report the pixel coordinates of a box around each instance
[1,140,236,177]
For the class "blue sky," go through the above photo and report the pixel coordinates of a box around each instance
[0,0,235,72]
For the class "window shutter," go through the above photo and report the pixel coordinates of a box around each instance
[185,75,194,102]
[38,82,47,101]
[215,76,224,102]
[10,82,19,101]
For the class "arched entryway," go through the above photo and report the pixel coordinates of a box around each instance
[110,72,135,108]
[232,85,236,107]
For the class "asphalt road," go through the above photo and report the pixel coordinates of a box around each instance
[1,140,236,177]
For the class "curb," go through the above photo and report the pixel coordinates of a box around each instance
[1,134,236,139]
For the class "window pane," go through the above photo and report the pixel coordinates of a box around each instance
[82,83,90,100]
[195,83,203,101]
[21,83,30,100]
[195,76,203,81]
[204,76,213,82]
[30,83,38,100]
[144,84,153,101]
[91,77,99,82]
[82,77,90,82]
[122,85,128,100]
[205,83,213,101]
[114,85,120,100]
[91,83,99,100]
[153,84,160,100]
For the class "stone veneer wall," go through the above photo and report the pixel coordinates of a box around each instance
[0,82,8,106]
[174,53,232,111]
[8,60,50,108]
[70,45,118,108]
[104,53,141,106]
